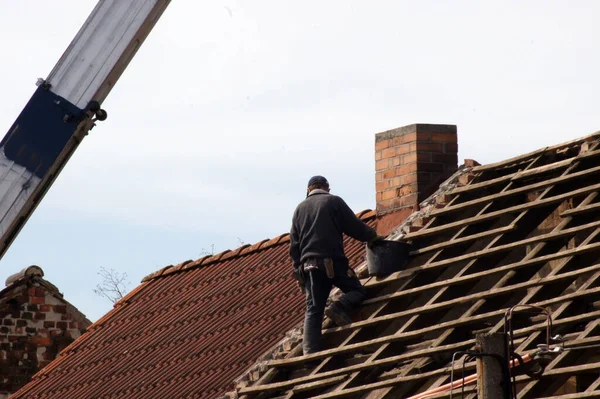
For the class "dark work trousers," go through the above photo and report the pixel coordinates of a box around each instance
[303,259,366,355]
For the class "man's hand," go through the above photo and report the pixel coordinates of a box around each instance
[291,268,305,293]
[367,235,385,248]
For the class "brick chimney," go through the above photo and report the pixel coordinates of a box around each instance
[375,124,458,235]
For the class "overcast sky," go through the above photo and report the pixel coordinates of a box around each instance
[0,0,599,321]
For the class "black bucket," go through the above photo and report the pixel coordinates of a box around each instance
[366,240,411,276]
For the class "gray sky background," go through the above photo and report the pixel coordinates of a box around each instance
[0,1,599,321]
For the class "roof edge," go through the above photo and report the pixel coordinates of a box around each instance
[473,130,600,173]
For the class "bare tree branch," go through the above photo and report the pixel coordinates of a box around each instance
[200,244,216,257]
[93,266,131,303]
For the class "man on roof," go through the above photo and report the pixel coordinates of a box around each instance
[290,175,381,354]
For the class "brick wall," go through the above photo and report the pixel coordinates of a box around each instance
[0,275,89,398]
[375,124,458,235]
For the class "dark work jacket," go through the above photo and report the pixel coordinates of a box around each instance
[289,190,377,268]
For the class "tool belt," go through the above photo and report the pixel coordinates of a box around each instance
[303,257,335,279]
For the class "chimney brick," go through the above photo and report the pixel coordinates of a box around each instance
[375,124,458,235]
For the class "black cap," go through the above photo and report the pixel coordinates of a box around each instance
[307,175,328,188]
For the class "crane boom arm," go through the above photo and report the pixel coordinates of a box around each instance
[0,0,171,261]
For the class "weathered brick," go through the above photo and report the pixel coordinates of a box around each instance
[416,152,432,162]
[402,153,417,164]
[445,142,458,153]
[34,288,45,297]
[463,158,480,167]
[21,313,32,320]
[26,305,38,312]
[53,306,67,314]
[375,180,389,192]
[417,171,431,182]
[402,173,418,184]
[29,297,44,305]
[16,320,26,328]
[381,189,397,201]
[398,184,416,197]
[33,313,46,321]
[376,199,395,213]
[56,322,68,330]
[419,162,444,172]
[382,169,396,179]
[375,139,390,151]
[418,143,444,153]
[374,151,382,161]
[431,132,457,143]
[432,153,458,164]
[375,159,388,171]
[401,193,419,207]
[401,132,417,143]
[394,163,418,176]
[38,305,51,312]
[395,144,411,155]
[29,337,52,347]
[381,147,396,159]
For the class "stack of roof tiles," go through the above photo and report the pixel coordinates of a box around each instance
[235,132,600,399]
[10,211,376,399]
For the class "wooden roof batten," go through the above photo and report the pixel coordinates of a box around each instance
[230,133,600,399]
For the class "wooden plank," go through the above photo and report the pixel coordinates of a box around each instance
[246,312,600,396]
[535,391,600,399]
[304,314,600,399]
[323,261,600,335]
[427,163,600,219]
[251,159,596,396]
[450,157,572,195]
[585,376,600,392]
[442,164,600,218]
[543,361,600,377]
[238,341,475,394]
[404,218,600,275]
[514,310,600,398]
[366,173,593,399]
[471,132,600,173]
[365,240,600,292]
[291,375,346,393]
[560,201,600,217]
[267,291,600,368]
[408,224,516,256]
[322,169,587,398]
[451,146,600,197]
[406,182,600,240]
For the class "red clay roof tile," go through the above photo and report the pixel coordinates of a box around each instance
[12,211,376,399]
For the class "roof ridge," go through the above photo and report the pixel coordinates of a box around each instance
[472,130,600,173]
[141,209,376,283]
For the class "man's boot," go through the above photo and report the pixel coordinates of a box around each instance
[325,301,352,326]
